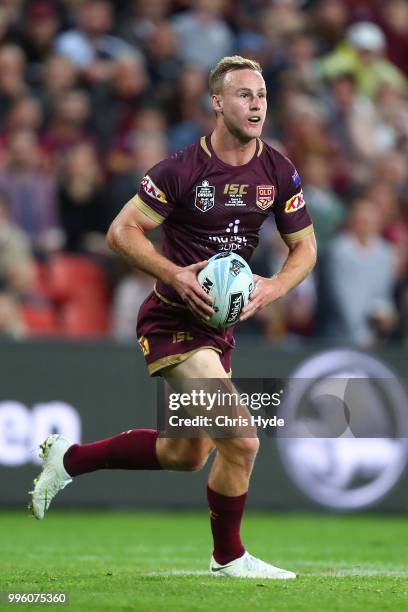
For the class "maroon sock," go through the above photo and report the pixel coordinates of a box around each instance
[207,486,246,565]
[63,429,162,476]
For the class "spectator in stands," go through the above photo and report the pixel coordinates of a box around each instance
[39,54,79,120]
[0,287,26,338]
[261,0,308,46]
[235,31,270,68]
[312,0,349,55]
[7,258,37,301]
[166,64,207,124]
[282,94,338,172]
[0,189,33,284]
[0,0,24,25]
[109,107,167,167]
[168,100,215,152]
[6,96,43,133]
[397,281,408,343]
[41,89,94,166]
[55,0,132,84]
[374,0,408,77]
[121,0,171,48]
[20,1,61,86]
[111,269,154,341]
[326,71,392,186]
[320,21,407,98]
[0,44,28,128]
[301,154,345,253]
[374,79,408,154]
[171,0,234,70]
[90,52,150,151]
[107,120,168,221]
[0,6,12,44]
[364,183,408,280]
[370,151,408,200]
[243,223,316,339]
[0,129,61,254]
[276,30,322,98]
[323,197,397,346]
[106,106,167,179]
[166,65,215,150]
[144,21,182,106]
[58,142,107,253]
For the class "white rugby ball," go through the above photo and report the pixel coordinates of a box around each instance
[197,253,253,329]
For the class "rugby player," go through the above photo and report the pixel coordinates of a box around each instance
[30,56,317,579]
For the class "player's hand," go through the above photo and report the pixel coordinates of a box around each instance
[240,274,284,322]
[170,261,214,320]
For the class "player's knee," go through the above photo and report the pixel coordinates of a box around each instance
[176,451,209,472]
[221,436,259,469]
[235,436,260,460]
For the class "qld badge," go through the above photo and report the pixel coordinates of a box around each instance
[256,185,275,210]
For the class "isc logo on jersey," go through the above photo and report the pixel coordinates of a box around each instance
[141,175,168,203]
[285,190,305,213]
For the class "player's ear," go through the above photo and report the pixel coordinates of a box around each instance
[211,94,223,114]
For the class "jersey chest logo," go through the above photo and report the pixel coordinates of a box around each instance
[256,185,275,210]
[195,180,215,212]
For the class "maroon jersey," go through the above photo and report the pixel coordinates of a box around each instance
[132,135,313,304]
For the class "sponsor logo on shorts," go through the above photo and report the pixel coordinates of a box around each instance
[256,185,275,210]
[224,292,244,326]
[172,331,194,343]
[285,190,305,213]
[141,175,168,203]
[138,335,150,356]
[195,180,215,212]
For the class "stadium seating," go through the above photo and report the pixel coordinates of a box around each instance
[21,304,60,336]
[47,255,109,303]
[25,255,111,338]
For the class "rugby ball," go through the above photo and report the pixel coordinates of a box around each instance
[197,253,253,329]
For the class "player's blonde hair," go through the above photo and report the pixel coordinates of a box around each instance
[209,56,262,94]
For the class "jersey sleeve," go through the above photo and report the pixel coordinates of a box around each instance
[273,157,314,243]
[130,158,179,224]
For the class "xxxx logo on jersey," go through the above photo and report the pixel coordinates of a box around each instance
[256,185,275,210]
[141,175,168,203]
[285,190,305,213]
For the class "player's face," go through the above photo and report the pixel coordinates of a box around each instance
[213,69,267,142]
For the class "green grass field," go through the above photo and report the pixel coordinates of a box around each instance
[1,511,407,611]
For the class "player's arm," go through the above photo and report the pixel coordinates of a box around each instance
[107,200,214,319]
[240,231,317,322]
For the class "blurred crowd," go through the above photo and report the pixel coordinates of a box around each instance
[0,0,407,347]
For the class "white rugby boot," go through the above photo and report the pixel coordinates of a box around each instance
[210,551,296,579]
[29,434,73,519]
